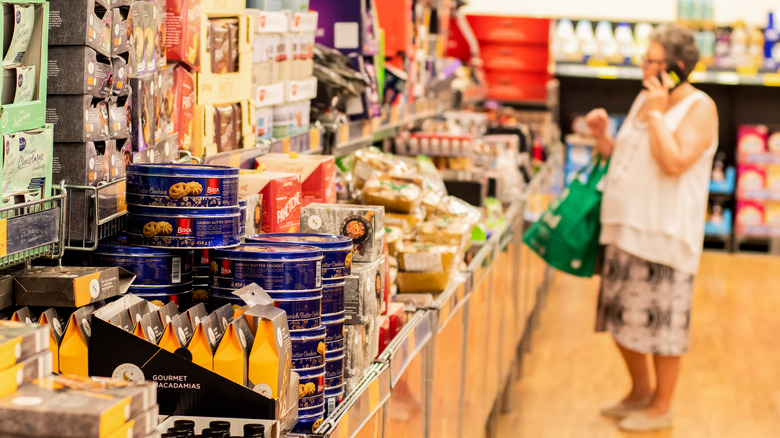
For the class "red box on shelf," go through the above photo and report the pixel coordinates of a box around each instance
[256,154,337,207]
[238,171,302,233]
[737,125,768,156]
[480,44,550,73]
[484,69,549,102]
[466,15,550,45]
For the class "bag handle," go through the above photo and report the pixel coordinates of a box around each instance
[586,155,610,189]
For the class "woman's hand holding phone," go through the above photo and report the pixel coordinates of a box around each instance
[643,72,674,113]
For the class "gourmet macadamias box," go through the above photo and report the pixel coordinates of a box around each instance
[12,265,135,307]
[0,0,49,135]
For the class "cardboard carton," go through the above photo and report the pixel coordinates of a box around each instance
[13,266,135,308]
[165,0,201,71]
[300,203,385,263]
[196,14,252,105]
[0,350,53,398]
[255,154,336,206]
[48,0,112,57]
[47,95,110,143]
[0,320,50,371]
[47,46,113,97]
[238,170,301,233]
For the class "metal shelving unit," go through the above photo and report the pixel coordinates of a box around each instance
[64,179,128,251]
[0,186,66,269]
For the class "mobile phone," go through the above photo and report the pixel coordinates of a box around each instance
[645,64,687,90]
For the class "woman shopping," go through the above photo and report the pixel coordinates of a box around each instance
[585,23,718,432]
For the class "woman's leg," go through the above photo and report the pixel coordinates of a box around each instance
[616,340,654,401]
[644,355,680,416]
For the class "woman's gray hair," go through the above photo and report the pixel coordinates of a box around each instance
[650,24,700,77]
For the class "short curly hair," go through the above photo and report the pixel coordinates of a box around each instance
[650,24,700,78]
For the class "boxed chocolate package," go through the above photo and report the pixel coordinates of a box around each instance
[0,376,136,438]
[106,140,127,181]
[165,0,202,70]
[196,14,252,105]
[0,350,53,399]
[108,96,130,139]
[47,46,113,97]
[112,6,132,57]
[243,297,292,405]
[0,320,50,371]
[53,141,109,186]
[173,65,196,151]
[13,266,135,307]
[239,171,301,233]
[46,95,110,143]
[157,65,176,140]
[48,0,112,57]
[129,74,157,151]
[2,126,54,205]
[112,55,129,96]
[255,154,337,206]
[192,100,253,158]
[300,204,385,263]
[344,256,385,325]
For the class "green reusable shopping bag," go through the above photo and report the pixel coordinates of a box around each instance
[522,157,610,277]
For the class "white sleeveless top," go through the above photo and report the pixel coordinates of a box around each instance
[600,90,717,274]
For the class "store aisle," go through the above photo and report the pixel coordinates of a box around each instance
[497,253,780,438]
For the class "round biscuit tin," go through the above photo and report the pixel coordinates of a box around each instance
[211,243,323,291]
[246,233,353,279]
[127,163,239,208]
[93,238,194,286]
[322,312,345,349]
[127,205,241,249]
[128,282,193,310]
[291,326,326,368]
[325,347,344,387]
[292,409,325,434]
[321,278,345,315]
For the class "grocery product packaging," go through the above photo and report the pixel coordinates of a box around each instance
[52,141,109,186]
[213,315,255,386]
[58,305,95,377]
[0,350,53,398]
[737,164,767,192]
[0,320,49,371]
[129,74,157,151]
[47,46,113,97]
[165,0,202,70]
[157,65,177,140]
[174,65,196,151]
[344,256,385,325]
[197,14,253,105]
[255,154,336,205]
[38,308,66,372]
[48,0,112,57]
[12,266,135,307]
[109,97,130,139]
[301,204,385,263]
[112,6,132,56]
[362,175,424,214]
[112,56,129,96]
[343,317,379,394]
[3,126,53,204]
[737,124,768,156]
[239,170,302,233]
[47,95,110,143]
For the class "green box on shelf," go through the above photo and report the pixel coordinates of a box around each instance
[0,0,49,135]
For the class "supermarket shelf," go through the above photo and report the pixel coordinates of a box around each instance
[64,179,128,251]
[427,277,470,332]
[0,186,66,269]
[204,128,322,168]
[556,62,780,87]
[377,310,434,387]
[316,363,391,437]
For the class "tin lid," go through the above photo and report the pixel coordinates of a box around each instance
[246,233,352,250]
[290,325,326,339]
[325,347,345,359]
[96,235,192,257]
[239,199,248,207]
[128,204,241,216]
[127,163,239,177]
[128,282,194,295]
[212,243,323,261]
[292,364,326,376]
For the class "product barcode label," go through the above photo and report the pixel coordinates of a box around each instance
[328,398,336,415]
[316,261,322,288]
[172,257,181,284]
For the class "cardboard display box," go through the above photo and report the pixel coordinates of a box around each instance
[0,350,53,399]
[0,321,50,371]
[48,0,111,57]
[256,154,336,206]
[47,95,110,143]
[201,0,246,17]
[89,295,283,420]
[196,14,252,105]
[53,141,109,186]
[0,1,49,135]
[300,203,385,263]
[2,125,54,205]
[108,96,130,139]
[47,46,112,97]
[12,266,135,307]
[238,170,301,233]
[192,100,254,158]
[165,0,201,71]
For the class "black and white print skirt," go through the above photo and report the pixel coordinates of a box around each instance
[595,245,694,356]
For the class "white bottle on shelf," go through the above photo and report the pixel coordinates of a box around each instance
[614,23,635,65]
[633,22,654,65]
[575,20,597,62]
[553,19,577,62]
[595,20,619,63]
[731,21,749,68]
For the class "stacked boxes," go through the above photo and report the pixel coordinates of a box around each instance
[0,1,53,206]
[247,8,317,143]
[180,0,254,159]
[300,204,385,396]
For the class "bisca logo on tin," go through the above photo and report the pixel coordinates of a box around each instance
[221,259,232,276]
[177,218,193,235]
[206,178,220,195]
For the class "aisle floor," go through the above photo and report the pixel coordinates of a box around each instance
[497,252,780,438]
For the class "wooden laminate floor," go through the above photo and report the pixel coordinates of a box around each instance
[497,252,780,438]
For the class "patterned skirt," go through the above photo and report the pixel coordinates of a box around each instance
[595,245,694,356]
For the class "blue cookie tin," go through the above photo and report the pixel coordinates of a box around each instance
[292,408,325,434]
[127,205,241,249]
[291,326,326,368]
[207,292,244,312]
[323,313,345,348]
[194,249,213,277]
[211,243,323,291]
[246,233,352,279]
[325,347,344,387]
[93,238,194,286]
[129,283,193,311]
[325,384,344,416]
[127,163,239,208]
[298,371,325,408]
[321,278,345,315]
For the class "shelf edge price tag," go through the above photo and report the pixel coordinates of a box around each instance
[0,218,7,257]
[763,73,780,87]
[595,66,619,80]
[281,137,291,153]
[310,128,320,151]
[339,126,349,145]
[407,327,416,353]
[368,380,380,410]
[362,120,371,138]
